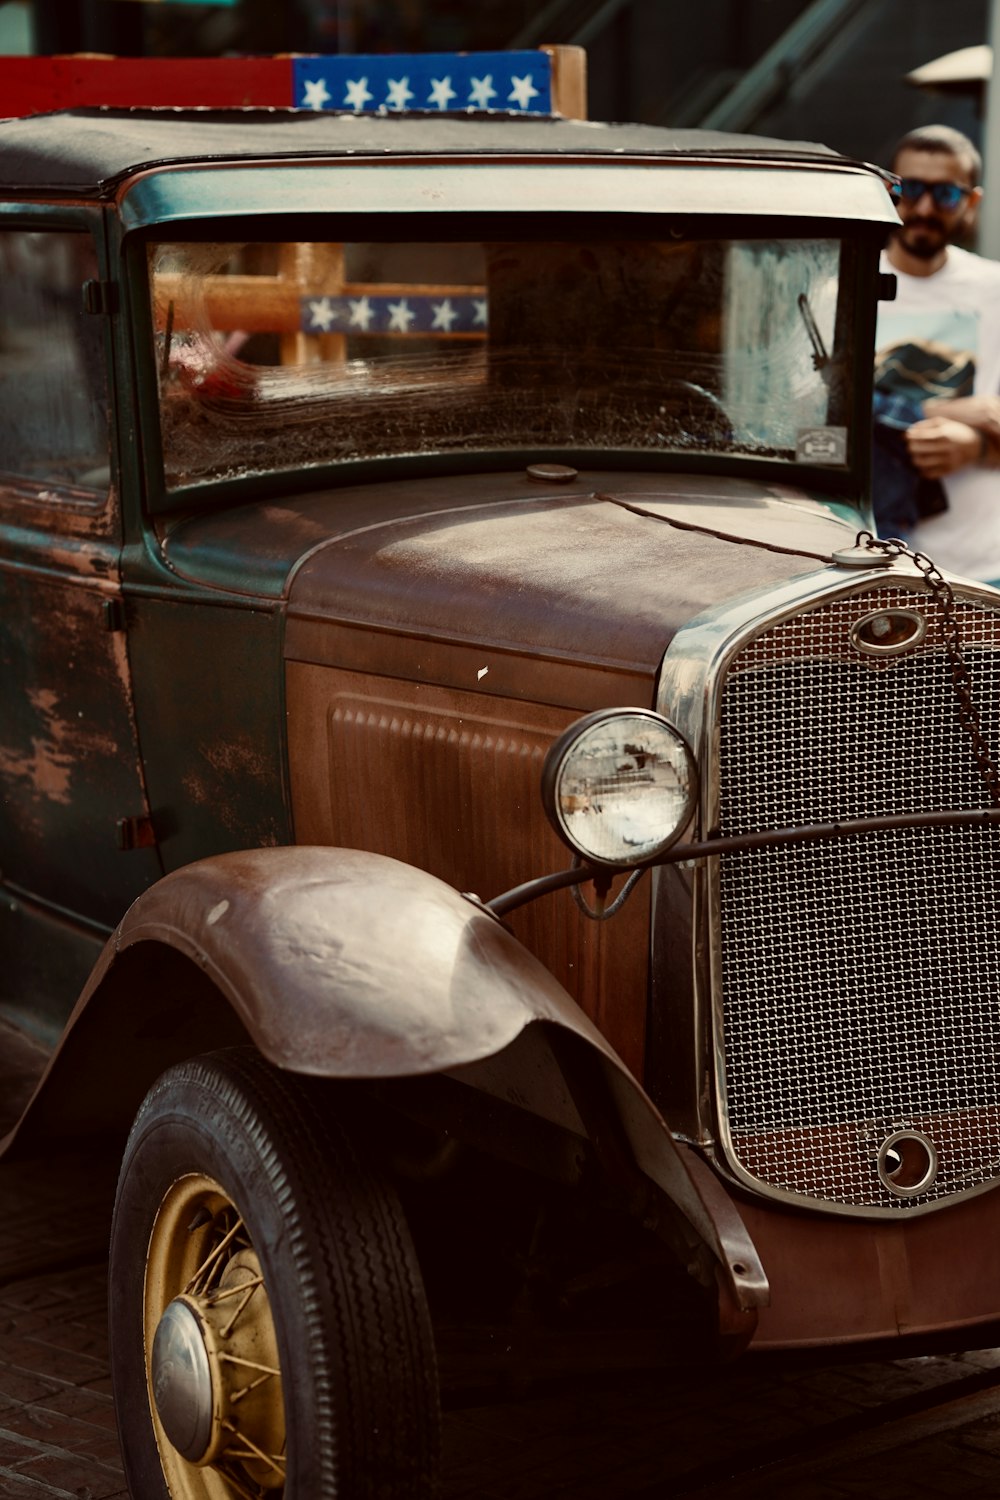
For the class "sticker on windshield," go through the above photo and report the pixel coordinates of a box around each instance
[796,427,847,465]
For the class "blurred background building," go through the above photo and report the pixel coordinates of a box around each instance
[0,0,993,169]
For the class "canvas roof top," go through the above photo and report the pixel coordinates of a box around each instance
[0,107,853,196]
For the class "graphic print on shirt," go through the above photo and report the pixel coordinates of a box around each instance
[875,308,978,405]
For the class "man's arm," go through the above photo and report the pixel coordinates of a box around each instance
[905,416,987,478]
[915,394,1000,471]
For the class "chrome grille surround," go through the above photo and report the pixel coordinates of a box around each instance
[657,564,1000,1218]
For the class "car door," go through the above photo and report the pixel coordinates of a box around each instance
[0,212,162,1037]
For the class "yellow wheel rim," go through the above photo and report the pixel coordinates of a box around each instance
[143,1173,287,1499]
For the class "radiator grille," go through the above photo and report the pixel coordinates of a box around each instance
[715,584,1000,1211]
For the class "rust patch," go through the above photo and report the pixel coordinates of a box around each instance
[107,629,132,697]
[45,543,116,580]
[182,737,281,842]
[260,504,334,543]
[0,737,73,804]
[0,678,126,808]
[200,737,271,782]
[181,769,211,808]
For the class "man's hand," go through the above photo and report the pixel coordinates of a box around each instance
[920,396,1000,466]
[924,394,1000,435]
[904,416,983,478]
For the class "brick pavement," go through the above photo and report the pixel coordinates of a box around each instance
[439,1349,1000,1499]
[0,1263,125,1499]
[0,1149,124,1499]
[1,1138,1000,1497]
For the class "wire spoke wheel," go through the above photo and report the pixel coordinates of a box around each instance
[110,1048,440,1499]
[144,1175,286,1497]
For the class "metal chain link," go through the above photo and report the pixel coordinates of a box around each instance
[856,530,1000,806]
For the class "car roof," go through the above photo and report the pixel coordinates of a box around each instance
[0,107,868,196]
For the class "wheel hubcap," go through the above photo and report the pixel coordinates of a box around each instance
[151,1297,214,1461]
[144,1175,287,1496]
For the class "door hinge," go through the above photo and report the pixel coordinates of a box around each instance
[877,272,897,302]
[116,815,157,851]
[82,278,118,316]
[102,597,126,633]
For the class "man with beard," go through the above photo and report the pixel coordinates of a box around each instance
[874,124,1000,583]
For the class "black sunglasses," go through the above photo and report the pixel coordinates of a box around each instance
[893,178,974,211]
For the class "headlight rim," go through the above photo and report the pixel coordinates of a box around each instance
[541,706,699,871]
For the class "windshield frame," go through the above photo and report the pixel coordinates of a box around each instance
[125,211,884,518]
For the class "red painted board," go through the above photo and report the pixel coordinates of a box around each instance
[0,56,295,117]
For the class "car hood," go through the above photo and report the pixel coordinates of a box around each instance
[160,468,860,706]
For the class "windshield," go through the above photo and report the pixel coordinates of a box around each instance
[148,233,855,492]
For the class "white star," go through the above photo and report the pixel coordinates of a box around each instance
[348,296,375,330]
[428,76,456,110]
[431,299,458,332]
[387,298,415,332]
[468,74,497,109]
[385,76,414,110]
[302,77,331,110]
[508,74,540,110]
[308,297,336,331]
[344,76,373,112]
[472,299,488,327]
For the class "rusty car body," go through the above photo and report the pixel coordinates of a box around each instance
[1,85,997,1500]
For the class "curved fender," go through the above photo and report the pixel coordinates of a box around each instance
[17,845,768,1313]
[101,844,607,1075]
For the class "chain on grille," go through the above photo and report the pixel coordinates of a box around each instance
[856,531,1000,806]
[715,556,1000,1212]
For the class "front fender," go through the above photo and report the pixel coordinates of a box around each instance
[11,846,767,1314]
[11,845,622,1144]
[102,845,603,1075]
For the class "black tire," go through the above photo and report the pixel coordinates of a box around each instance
[109,1047,440,1499]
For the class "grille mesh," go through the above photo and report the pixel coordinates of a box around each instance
[716,584,1000,1210]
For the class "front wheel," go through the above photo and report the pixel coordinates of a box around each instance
[109,1048,440,1499]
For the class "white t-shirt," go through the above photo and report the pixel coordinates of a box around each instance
[877,244,1000,581]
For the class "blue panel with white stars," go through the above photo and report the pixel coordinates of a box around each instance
[301,293,488,336]
[292,52,552,115]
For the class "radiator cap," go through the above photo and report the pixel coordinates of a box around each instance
[831,544,894,569]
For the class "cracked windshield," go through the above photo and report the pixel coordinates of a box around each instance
[150,234,853,491]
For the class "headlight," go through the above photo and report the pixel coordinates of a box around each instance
[541,709,698,869]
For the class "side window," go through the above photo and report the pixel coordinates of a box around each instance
[0,229,110,494]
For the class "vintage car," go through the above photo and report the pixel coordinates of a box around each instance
[2,55,999,1500]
